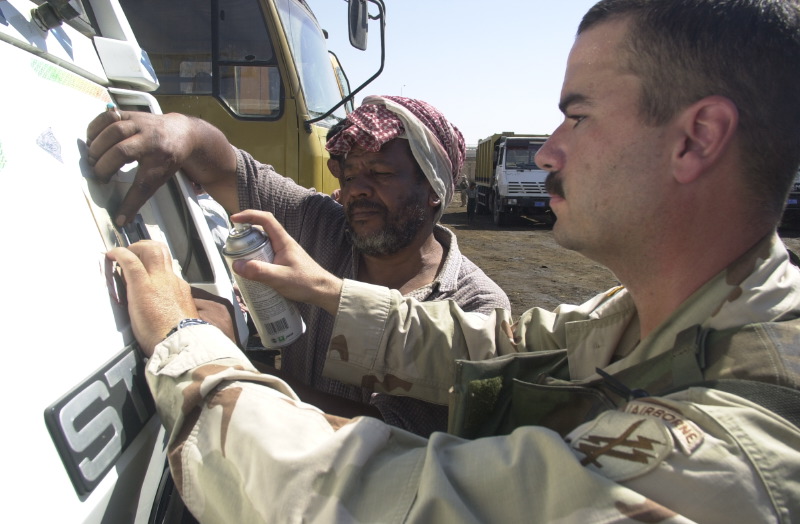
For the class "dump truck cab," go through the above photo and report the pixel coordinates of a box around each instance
[117,0,383,195]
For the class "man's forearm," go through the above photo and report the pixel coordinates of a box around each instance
[177,115,240,213]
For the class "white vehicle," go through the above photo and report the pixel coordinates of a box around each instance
[0,0,374,520]
[472,133,552,226]
[1,0,249,520]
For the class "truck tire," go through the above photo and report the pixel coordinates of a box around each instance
[493,194,508,226]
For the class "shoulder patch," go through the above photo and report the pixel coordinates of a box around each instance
[624,399,704,455]
[567,411,671,482]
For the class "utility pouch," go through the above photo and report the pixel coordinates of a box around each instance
[448,349,568,439]
[447,351,619,439]
[448,326,709,439]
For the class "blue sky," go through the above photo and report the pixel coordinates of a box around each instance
[306,0,598,145]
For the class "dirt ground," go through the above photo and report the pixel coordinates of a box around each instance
[440,200,800,316]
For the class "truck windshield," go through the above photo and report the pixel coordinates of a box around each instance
[276,0,346,122]
[505,141,542,169]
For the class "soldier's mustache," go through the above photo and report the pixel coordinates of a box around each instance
[545,172,564,199]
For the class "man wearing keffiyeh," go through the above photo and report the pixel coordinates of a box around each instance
[87,95,510,437]
[325,96,465,260]
[327,96,465,221]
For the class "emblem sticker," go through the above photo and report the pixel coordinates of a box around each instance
[44,344,155,496]
[567,411,671,481]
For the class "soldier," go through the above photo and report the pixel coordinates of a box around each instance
[109,0,800,521]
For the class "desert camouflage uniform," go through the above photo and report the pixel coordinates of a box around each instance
[146,232,800,522]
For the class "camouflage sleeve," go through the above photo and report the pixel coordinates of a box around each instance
[145,324,424,522]
[147,328,796,522]
[324,281,630,405]
[324,280,521,405]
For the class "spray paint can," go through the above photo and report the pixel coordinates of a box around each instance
[223,223,306,348]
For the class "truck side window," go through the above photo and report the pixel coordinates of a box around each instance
[120,0,282,118]
[218,0,280,116]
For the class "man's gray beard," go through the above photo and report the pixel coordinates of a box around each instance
[349,203,427,256]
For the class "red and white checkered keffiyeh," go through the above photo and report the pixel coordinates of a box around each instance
[325,95,466,222]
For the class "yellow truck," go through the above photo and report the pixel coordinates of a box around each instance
[117,0,386,195]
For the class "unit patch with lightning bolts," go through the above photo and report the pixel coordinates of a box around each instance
[566,399,705,482]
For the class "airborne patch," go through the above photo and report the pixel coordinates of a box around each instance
[623,399,704,455]
[567,411,671,481]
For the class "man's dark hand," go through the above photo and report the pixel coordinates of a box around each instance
[87,111,194,227]
[230,210,344,315]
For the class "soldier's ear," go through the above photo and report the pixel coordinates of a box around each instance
[672,95,738,185]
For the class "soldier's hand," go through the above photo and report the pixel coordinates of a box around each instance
[106,240,199,356]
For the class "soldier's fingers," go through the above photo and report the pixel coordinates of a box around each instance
[125,240,175,273]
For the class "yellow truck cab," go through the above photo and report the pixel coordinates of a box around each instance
[117,0,385,195]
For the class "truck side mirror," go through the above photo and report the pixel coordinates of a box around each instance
[306,0,386,129]
[348,0,368,50]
